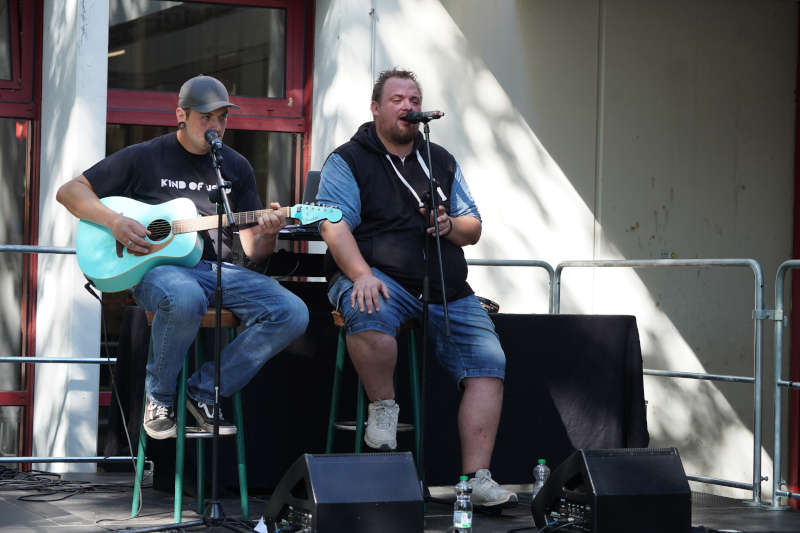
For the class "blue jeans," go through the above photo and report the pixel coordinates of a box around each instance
[133,260,309,406]
[328,267,505,386]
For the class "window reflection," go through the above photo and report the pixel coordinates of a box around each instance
[105,124,296,213]
[0,0,11,80]
[108,1,286,98]
[0,406,20,462]
[0,117,28,395]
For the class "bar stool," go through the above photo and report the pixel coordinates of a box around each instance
[131,308,249,523]
[325,310,422,470]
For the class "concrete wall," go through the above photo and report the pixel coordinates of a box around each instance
[34,0,109,472]
[312,0,797,497]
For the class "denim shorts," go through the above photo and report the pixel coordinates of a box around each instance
[328,267,506,386]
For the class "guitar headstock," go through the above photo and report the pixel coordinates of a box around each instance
[289,203,343,225]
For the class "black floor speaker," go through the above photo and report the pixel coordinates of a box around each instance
[532,447,691,533]
[265,452,423,533]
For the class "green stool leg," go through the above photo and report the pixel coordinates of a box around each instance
[131,393,150,516]
[132,341,155,517]
[354,378,366,453]
[407,329,422,474]
[229,327,249,520]
[132,320,249,522]
[326,329,347,453]
[194,341,205,515]
[232,390,248,519]
[174,353,189,523]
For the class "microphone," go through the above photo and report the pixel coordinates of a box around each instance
[205,129,223,150]
[403,110,445,124]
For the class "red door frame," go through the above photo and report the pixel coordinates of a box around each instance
[0,0,314,467]
[106,0,311,134]
[788,6,800,507]
[0,0,41,467]
[103,0,316,388]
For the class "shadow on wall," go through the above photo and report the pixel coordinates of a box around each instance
[311,0,790,496]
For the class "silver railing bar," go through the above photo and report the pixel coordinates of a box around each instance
[643,369,754,384]
[0,357,116,364]
[466,259,555,313]
[775,490,800,501]
[0,456,134,463]
[554,258,765,503]
[0,244,75,254]
[687,475,753,491]
[0,245,120,469]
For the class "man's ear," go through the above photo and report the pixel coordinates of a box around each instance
[175,107,186,124]
[370,101,379,117]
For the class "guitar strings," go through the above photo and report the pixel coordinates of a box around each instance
[147,220,172,240]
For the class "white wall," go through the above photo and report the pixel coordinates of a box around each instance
[312,0,797,498]
[35,0,109,472]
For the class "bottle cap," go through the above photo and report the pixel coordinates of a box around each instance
[538,458,546,464]
[459,475,468,481]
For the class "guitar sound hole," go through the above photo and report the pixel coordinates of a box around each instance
[148,219,172,242]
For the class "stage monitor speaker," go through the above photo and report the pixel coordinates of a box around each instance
[532,447,690,533]
[265,452,423,533]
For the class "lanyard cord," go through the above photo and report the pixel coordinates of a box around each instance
[384,151,448,209]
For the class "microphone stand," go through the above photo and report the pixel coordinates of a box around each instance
[416,118,450,502]
[205,141,236,527]
[127,143,247,533]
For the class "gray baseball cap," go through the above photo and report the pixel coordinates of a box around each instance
[178,75,240,113]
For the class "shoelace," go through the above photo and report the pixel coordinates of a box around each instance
[199,401,224,420]
[474,473,499,488]
[149,403,170,420]
[374,405,397,429]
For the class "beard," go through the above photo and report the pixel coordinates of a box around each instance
[377,119,418,146]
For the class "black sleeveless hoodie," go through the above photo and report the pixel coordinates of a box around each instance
[326,121,473,303]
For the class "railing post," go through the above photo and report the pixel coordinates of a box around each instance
[770,260,800,508]
[555,258,765,502]
[750,259,765,504]
[465,259,555,313]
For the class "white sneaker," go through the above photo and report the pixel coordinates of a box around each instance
[468,469,519,507]
[364,399,399,450]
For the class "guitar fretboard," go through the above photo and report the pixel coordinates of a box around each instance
[172,207,292,234]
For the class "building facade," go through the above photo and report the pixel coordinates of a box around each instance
[2,0,798,500]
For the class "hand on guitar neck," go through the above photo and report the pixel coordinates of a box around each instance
[240,201,286,263]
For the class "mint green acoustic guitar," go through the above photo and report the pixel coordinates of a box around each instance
[76,196,341,292]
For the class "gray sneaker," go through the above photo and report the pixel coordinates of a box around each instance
[364,399,399,450]
[186,398,237,435]
[468,469,519,508]
[143,398,176,439]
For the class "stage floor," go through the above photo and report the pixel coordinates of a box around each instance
[0,472,799,532]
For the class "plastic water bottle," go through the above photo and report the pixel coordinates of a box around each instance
[453,475,473,532]
[532,458,550,499]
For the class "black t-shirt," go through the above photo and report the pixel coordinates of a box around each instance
[84,132,261,262]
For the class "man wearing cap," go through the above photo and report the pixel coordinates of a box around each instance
[57,75,309,439]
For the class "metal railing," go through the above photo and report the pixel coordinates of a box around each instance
[553,258,766,503]
[2,247,783,501]
[0,244,134,466]
[466,259,555,312]
[771,260,800,507]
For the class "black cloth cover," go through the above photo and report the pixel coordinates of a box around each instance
[421,313,649,485]
[107,293,649,490]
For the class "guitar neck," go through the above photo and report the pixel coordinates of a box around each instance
[173,207,292,234]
